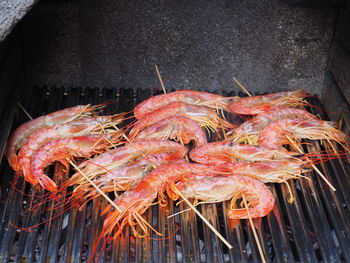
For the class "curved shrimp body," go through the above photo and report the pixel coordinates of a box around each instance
[134,116,207,146]
[17,116,123,184]
[189,141,298,164]
[5,104,101,171]
[230,106,316,143]
[218,159,307,183]
[129,102,235,138]
[76,140,188,180]
[134,90,233,119]
[102,161,215,238]
[69,152,186,204]
[178,174,275,219]
[228,89,307,115]
[259,118,348,150]
[31,135,113,191]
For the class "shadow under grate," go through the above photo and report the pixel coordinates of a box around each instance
[0,86,349,263]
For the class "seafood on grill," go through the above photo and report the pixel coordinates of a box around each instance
[189,141,299,164]
[133,116,207,146]
[229,106,316,143]
[176,174,275,219]
[61,152,187,207]
[71,140,188,187]
[100,161,275,239]
[100,161,217,238]
[31,135,117,191]
[134,89,235,119]
[259,118,348,150]
[216,159,308,183]
[129,102,235,138]
[17,115,123,185]
[228,89,308,115]
[5,104,104,171]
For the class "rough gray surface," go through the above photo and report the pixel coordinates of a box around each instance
[0,0,38,42]
[22,0,336,95]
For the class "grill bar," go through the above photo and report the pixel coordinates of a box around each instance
[0,87,349,262]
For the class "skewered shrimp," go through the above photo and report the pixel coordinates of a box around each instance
[134,116,207,146]
[129,102,235,138]
[176,174,275,219]
[17,115,123,184]
[259,118,348,150]
[75,140,188,182]
[62,153,180,208]
[134,90,234,119]
[217,159,308,183]
[228,89,307,115]
[230,106,316,143]
[31,135,115,191]
[189,141,298,164]
[101,161,216,239]
[5,104,103,171]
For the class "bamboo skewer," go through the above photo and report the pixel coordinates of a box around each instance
[242,194,266,263]
[69,161,122,213]
[233,77,252,97]
[285,136,336,191]
[155,64,167,94]
[18,103,33,120]
[173,187,233,250]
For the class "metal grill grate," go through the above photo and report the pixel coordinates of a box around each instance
[0,87,350,262]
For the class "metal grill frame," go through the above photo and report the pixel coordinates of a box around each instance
[0,86,350,263]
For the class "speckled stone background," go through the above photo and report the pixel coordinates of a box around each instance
[0,0,37,42]
[18,0,337,95]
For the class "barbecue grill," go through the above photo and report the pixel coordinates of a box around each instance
[1,1,350,262]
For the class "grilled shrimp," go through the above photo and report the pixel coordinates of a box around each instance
[17,116,123,184]
[134,116,207,146]
[177,174,275,219]
[218,159,307,183]
[134,90,234,119]
[230,106,316,143]
[64,153,179,207]
[189,141,298,164]
[75,140,188,182]
[259,118,348,150]
[228,89,307,115]
[31,135,114,191]
[129,102,235,138]
[5,104,103,171]
[101,161,215,239]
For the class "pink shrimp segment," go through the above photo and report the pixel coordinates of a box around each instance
[134,116,207,146]
[5,104,102,171]
[31,135,114,191]
[17,116,123,185]
[230,106,316,143]
[228,89,307,115]
[101,161,216,239]
[134,90,234,119]
[66,152,187,205]
[178,174,275,219]
[129,102,235,138]
[259,118,348,150]
[75,140,188,181]
[217,159,307,183]
[189,141,298,164]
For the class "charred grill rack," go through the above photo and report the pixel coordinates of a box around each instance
[0,86,350,263]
